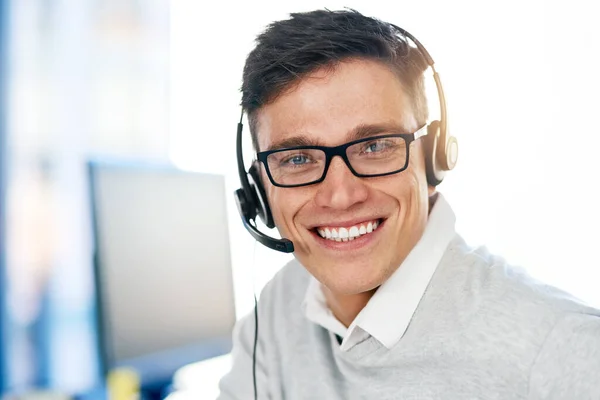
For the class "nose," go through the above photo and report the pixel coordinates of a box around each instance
[314,156,368,210]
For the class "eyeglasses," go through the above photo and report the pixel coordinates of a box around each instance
[257,125,428,188]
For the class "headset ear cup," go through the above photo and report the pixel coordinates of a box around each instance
[234,187,253,220]
[248,162,275,229]
[424,120,445,186]
[444,136,459,171]
[435,119,459,172]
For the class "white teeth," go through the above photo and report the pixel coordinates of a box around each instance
[317,219,382,242]
[339,227,349,239]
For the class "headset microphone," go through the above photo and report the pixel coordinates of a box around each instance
[234,114,295,253]
[234,191,294,252]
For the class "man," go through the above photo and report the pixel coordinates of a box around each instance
[219,9,600,399]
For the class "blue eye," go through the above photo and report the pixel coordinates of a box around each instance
[289,155,308,165]
[280,154,312,166]
[364,140,390,153]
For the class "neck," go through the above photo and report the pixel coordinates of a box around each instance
[322,286,377,328]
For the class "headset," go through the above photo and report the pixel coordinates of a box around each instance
[234,112,295,253]
[388,25,460,188]
[234,26,458,254]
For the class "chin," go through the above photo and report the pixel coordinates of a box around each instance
[309,257,392,295]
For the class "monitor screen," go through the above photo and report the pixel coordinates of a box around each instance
[88,161,235,388]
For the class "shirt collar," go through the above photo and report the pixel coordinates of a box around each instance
[302,193,457,351]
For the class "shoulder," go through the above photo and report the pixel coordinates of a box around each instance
[256,258,311,322]
[218,260,309,398]
[431,235,600,349]
[260,258,311,301]
[428,235,600,391]
[528,312,600,397]
[225,258,311,365]
[443,235,599,317]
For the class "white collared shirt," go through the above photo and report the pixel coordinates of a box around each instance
[301,193,457,351]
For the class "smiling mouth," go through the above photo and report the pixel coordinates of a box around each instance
[312,218,384,242]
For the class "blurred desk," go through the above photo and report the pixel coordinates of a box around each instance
[169,354,232,400]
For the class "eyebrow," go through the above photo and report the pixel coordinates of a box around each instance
[265,122,407,152]
[348,122,407,142]
[265,136,324,152]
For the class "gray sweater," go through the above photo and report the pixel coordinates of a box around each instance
[218,236,600,399]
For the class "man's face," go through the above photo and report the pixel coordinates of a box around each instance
[256,59,432,295]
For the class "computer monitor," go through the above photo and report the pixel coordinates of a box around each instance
[88,160,236,391]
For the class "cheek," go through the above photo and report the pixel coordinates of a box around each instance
[403,142,430,198]
[389,178,423,215]
[409,140,428,173]
[403,169,429,210]
[376,168,425,204]
[260,170,282,221]
[265,185,306,233]
[266,187,284,224]
[369,159,429,218]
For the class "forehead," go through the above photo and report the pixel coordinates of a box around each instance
[255,59,417,151]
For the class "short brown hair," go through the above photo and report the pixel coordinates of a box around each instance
[241,9,429,150]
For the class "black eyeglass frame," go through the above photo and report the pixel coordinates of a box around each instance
[256,125,428,188]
